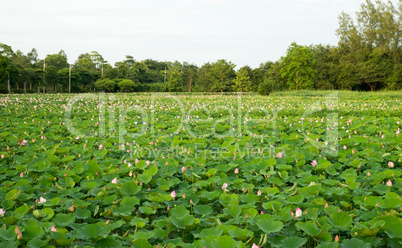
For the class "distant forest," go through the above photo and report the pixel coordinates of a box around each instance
[0,0,401,94]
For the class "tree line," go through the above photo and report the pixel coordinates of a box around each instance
[0,0,401,94]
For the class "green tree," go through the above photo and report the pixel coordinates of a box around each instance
[280,42,316,90]
[233,67,252,92]
[208,59,236,94]
[251,62,272,92]
[167,69,183,92]
[95,78,116,92]
[310,44,339,90]
[118,79,137,92]
[0,43,15,93]
[281,42,316,90]
[182,62,198,92]
[335,0,402,90]
[45,53,68,71]
[196,63,213,92]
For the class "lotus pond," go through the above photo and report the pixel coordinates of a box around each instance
[0,91,401,248]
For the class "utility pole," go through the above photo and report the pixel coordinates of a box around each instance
[43,58,46,93]
[7,73,10,94]
[164,67,167,84]
[69,64,72,93]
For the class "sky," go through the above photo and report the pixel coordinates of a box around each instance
[0,0,397,69]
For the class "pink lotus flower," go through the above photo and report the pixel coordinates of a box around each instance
[21,140,27,146]
[99,144,103,149]
[0,208,5,217]
[15,226,20,234]
[388,161,394,168]
[311,160,317,167]
[69,205,74,212]
[135,158,139,165]
[245,213,248,218]
[146,160,150,165]
[222,183,228,191]
[51,226,57,232]
[257,189,261,196]
[182,193,186,199]
[181,166,187,172]
[38,197,47,204]
[387,180,392,187]
[129,171,133,177]
[335,235,339,242]
[20,172,23,178]
[17,231,22,240]
[295,208,302,218]
[0,154,4,159]
[112,177,118,184]
[234,168,239,174]
[343,145,347,150]
[170,191,176,198]
[106,219,110,225]
[252,243,260,248]
[325,202,329,208]
[367,171,371,176]
[276,152,283,158]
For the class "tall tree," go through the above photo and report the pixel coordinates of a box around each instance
[0,43,15,93]
[196,62,213,92]
[280,42,316,90]
[233,67,252,92]
[181,62,198,92]
[310,44,339,90]
[167,69,183,92]
[208,59,236,94]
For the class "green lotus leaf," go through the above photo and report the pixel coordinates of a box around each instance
[171,215,195,229]
[339,238,371,248]
[385,221,402,238]
[95,238,123,248]
[295,221,321,236]
[328,212,353,231]
[120,181,142,196]
[262,201,283,211]
[23,225,45,239]
[132,238,153,248]
[210,235,242,248]
[288,194,305,204]
[5,189,21,201]
[139,206,156,215]
[74,208,92,219]
[238,194,259,204]
[193,205,213,215]
[275,236,307,248]
[227,225,253,241]
[51,213,76,227]
[132,230,155,240]
[256,219,284,233]
[76,224,109,240]
[0,227,16,240]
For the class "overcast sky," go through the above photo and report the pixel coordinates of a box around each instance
[1,0,396,69]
